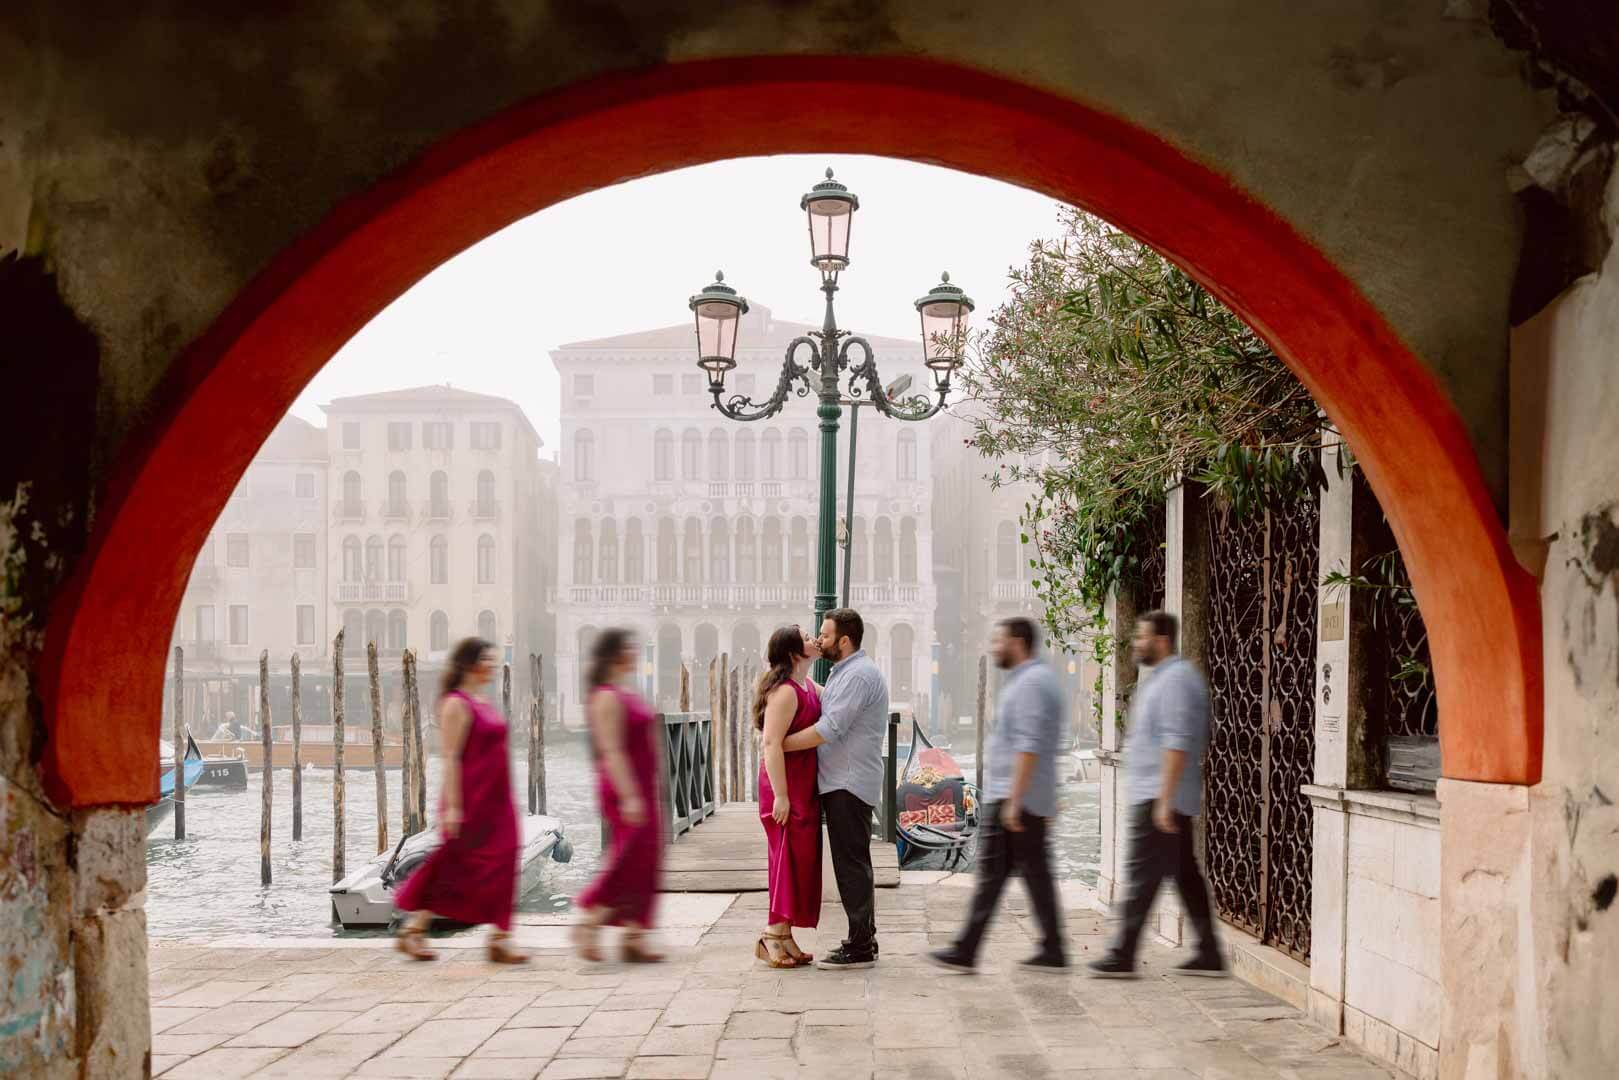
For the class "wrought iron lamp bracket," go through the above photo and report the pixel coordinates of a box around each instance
[842,336,946,420]
[710,336,818,421]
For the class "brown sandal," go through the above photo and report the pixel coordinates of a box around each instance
[778,933,813,966]
[572,919,604,963]
[755,933,797,969]
[487,932,529,965]
[395,925,437,962]
[622,931,666,964]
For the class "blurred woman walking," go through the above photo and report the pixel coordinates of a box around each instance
[754,625,823,967]
[573,628,666,962]
[394,637,527,964]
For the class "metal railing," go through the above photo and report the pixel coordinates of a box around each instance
[659,712,715,842]
[874,711,900,843]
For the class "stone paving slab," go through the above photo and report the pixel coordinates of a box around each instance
[149,883,1401,1079]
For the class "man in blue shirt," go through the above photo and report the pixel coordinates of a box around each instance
[927,617,1068,973]
[783,607,889,969]
[1088,610,1226,978]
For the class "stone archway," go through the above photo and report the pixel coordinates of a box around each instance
[37,56,1540,808]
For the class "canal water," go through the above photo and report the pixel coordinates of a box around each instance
[145,733,1099,941]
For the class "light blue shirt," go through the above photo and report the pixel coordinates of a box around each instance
[813,648,889,807]
[985,658,1066,817]
[1124,655,1210,817]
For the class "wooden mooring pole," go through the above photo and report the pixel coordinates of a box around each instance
[975,654,988,794]
[291,652,303,841]
[717,653,730,802]
[409,650,426,830]
[729,661,741,802]
[172,645,186,840]
[399,651,415,838]
[679,661,691,712]
[530,653,547,816]
[332,629,346,884]
[259,651,272,885]
[369,641,387,855]
[707,657,719,800]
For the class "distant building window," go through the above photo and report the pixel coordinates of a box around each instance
[477,470,496,516]
[789,429,809,480]
[226,534,249,568]
[653,374,674,395]
[387,610,408,651]
[430,610,449,652]
[365,536,383,581]
[342,471,362,516]
[387,536,405,582]
[293,533,316,569]
[387,422,412,451]
[789,519,810,582]
[387,471,407,515]
[708,430,729,482]
[736,431,756,481]
[429,471,450,517]
[229,605,249,645]
[575,430,596,483]
[342,536,362,581]
[477,610,497,643]
[574,374,594,397]
[681,374,700,395]
[900,518,918,583]
[471,421,501,450]
[477,534,496,584]
[197,536,215,565]
[295,473,316,499]
[763,430,783,480]
[898,430,917,482]
[196,605,216,643]
[423,422,453,450]
[625,519,645,584]
[684,519,703,583]
[653,429,674,482]
[342,422,361,450]
[874,518,894,580]
[574,520,593,585]
[430,535,448,585]
[599,520,619,584]
[296,605,316,646]
[682,430,702,481]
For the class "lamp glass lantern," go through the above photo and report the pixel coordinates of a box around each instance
[915,272,975,391]
[800,168,859,273]
[688,272,749,392]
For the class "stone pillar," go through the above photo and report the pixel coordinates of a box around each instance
[1094,588,1135,907]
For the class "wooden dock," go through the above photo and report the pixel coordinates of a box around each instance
[663,805,901,893]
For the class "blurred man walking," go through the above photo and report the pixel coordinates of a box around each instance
[927,617,1068,973]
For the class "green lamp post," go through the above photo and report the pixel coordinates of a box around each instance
[688,168,974,680]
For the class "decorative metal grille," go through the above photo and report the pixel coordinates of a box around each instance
[1134,504,1167,612]
[660,712,715,841]
[1203,495,1318,962]
[1356,473,1438,741]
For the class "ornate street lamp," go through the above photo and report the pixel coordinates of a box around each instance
[686,167,973,676]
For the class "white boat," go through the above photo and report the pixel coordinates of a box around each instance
[328,814,573,929]
[1070,747,1101,783]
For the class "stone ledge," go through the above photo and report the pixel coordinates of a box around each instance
[1303,784,1440,829]
[1216,924,1311,1011]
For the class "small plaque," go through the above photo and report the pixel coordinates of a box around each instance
[1321,600,1346,642]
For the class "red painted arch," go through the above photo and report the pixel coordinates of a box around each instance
[37,56,1542,806]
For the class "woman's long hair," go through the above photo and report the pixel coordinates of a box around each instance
[440,637,491,698]
[753,626,808,731]
[586,628,632,693]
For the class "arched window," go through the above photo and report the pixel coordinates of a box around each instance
[342,471,362,515]
[762,519,783,584]
[573,520,593,585]
[429,471,450,519]
[682,429,702,481]
[365,609,386,649]
[684,518,704,583]
[477,534,496,584]
[735,431,756,481]
[762,430,783,480]
[430,610,449,652]
[387,470,407,515]
[656,517,678,583]
[897,430,917,482]
[477,610,497,643]
[429,535,448,585]
[342,536,362,581]
[899,518,918,583]
[574,429,595,482]
[599,519,619,584]
[342,609,364,654]
[997,522,1017,579]
[477,470,496,515]
[874,518,894,580]
[891,624,915,701]
[653,429,674,482]
[789,517,810,583]
[625,519,645,584]
[387,535,406,582]
[708,430,728,482]
[789,429,809,480]
[736,518,757,583]
[387,610,408,651]
[577,625,598,687]
[364,536,383,581]
[850,516,869,582]
[709,518,729,582]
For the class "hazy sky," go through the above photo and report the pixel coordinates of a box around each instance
[290,155,1065,452]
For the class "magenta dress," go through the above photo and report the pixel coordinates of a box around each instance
[574,684,664,927]
[759,678,823,928]
[394,690,519,930]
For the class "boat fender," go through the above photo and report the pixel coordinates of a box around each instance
[551,837,574,864]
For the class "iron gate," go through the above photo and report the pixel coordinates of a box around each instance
[1203,496,1319,962]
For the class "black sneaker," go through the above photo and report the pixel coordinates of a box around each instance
[1173,952,1229,978]
[925,949,976,974]
[1018,953,1068,974]
[1085,955,1138,979]
[817,943,876,970]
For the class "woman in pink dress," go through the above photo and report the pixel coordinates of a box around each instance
[394,638,527,964]
[573,628,666,963]
[755,625,823,968]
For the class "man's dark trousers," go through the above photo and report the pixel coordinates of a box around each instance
[952,801,1064,962]
[822,788,876,948]
[1111,801,1217,962]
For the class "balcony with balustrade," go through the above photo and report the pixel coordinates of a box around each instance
[335,581,411,604]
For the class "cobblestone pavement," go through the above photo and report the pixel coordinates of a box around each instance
[149,882,1398,1079]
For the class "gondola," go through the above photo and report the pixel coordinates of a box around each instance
[894,717,981,869]
[145,797,174,837]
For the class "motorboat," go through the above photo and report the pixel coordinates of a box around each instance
[160,735,249,794]
[328,814,573,929]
